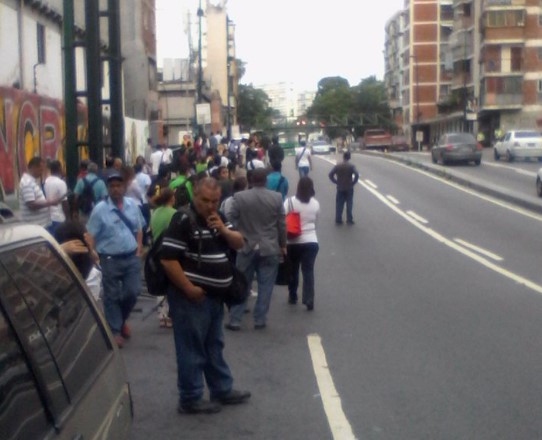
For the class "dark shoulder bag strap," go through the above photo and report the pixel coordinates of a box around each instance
[178,207,203,268]
[110,202,136,237]
[275,175,285,192]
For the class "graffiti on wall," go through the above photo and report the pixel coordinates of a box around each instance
[0,86,64,194]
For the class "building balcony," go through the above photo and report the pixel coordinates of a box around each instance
[484,0,525,8]
[482,92,523,108]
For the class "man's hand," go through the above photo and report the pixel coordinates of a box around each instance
[207,212,226,233]
[185,284,205,302]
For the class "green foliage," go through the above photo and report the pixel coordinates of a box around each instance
[306,75,394,139]
[236,84,277,132]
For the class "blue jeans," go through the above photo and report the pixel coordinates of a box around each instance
[287,243,319,306]
[298,166,310,178]
[167,289,233,404]
[336,188,354,223]
[100,253,141,334]
[229,251,280,326]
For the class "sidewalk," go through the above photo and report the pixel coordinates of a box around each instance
[357,149,542,215]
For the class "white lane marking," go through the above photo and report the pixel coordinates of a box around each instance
[386,195,400,205]
[372,157,542,223]
[453,238,503,262]
[406,210,429,224]
[317,156,542,295]
[364,179,378,189]
[483,161,537,177]
[307,334,358,440]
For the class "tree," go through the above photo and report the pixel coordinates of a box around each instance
[351,76,393,134]
[306,77,354,139]
[236,84,278,133]
[306,76,394,139]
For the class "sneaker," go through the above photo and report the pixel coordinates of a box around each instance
[254,323,266,330]
[212,390,251,405]
[121,323,131,339]
[225,323,241,331]
[347,220,355,225]
[178,399,221,414]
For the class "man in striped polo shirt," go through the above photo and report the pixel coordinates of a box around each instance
[160,177,251,414]
[18,157,62,228]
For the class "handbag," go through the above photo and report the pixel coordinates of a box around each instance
[275,253,292,286]
[285,197,302,239]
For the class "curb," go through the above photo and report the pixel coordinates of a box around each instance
[357,150,542,216]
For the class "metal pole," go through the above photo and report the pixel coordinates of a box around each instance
[85,0,103,165]
[108,0,124,160]
[197,0,203,104]
[226,17,231,139]
[463,30,468,132]
[63,0,78,190]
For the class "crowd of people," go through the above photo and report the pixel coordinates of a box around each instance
[17,132,360,415]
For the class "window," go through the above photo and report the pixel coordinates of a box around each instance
[538,80,542,93]
[0,269,52,440]
[485,10,524,27]
[0,243,110,416]
[36,23,46,64]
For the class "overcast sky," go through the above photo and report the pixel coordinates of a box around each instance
[156,0,404,91]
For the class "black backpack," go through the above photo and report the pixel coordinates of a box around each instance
[144,231,168,296]
[144,208,197,296]
[77,177,99,215]
[173,179,191,209]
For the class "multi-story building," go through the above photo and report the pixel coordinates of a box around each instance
[0,0,158,196]
[385,0,542,146]
[121,0,159,123]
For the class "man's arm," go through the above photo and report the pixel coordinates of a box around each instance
[161,259,205,301]
[328,166,338,184]
[207,213,243,250]
[277,200,287,254]
[352,165,360,183]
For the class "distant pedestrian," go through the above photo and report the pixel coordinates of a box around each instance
[86,171,145,348]
[268,135,284,168]
[73,161,107,223]
[328,151,359,225]
[18,157,61,228]
[266,161,288,201]
[226,168,286,330]
[44,160,69,233]
[150,144,173,176]
[295,141,312,178]
[284,177,320,310]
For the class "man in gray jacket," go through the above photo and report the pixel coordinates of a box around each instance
[226,168,287,330]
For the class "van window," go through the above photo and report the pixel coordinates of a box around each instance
[0,267,52,440]
[0,243,111,413]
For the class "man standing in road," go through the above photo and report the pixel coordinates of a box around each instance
[18,157,61,228]
[159,177,250,414]
[328,151,360,225]
[226,168,286,330]
[86,172,145,348]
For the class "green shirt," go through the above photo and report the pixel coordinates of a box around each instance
[169,175,193,199]
[150,206,177,239]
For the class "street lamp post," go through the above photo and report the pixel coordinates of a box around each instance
[410,53,421,151]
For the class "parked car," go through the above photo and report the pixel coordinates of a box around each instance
[431,132,482,166]
[537,167,542,197]
[493,130,542,162]
[310,140,333,154]
[0,218,132,440]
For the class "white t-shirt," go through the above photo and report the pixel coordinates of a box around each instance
[246,159,265,170]
[135,172,151,204]
[295,146,311,167]
[44,175,67,222]
[18,172,51,227]
[284,196,320,244]
[150,148,173,175]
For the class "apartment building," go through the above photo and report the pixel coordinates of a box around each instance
[385,0,542,146]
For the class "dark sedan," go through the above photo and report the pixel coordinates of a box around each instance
[431,132,482,166]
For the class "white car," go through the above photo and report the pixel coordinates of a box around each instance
[494,130,542,162]
[310,140,333,154]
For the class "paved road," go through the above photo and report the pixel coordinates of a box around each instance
[124,154,542,439]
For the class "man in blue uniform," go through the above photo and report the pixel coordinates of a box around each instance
[86,171,145,347]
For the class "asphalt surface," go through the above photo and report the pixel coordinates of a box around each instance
[359,147,542,215]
